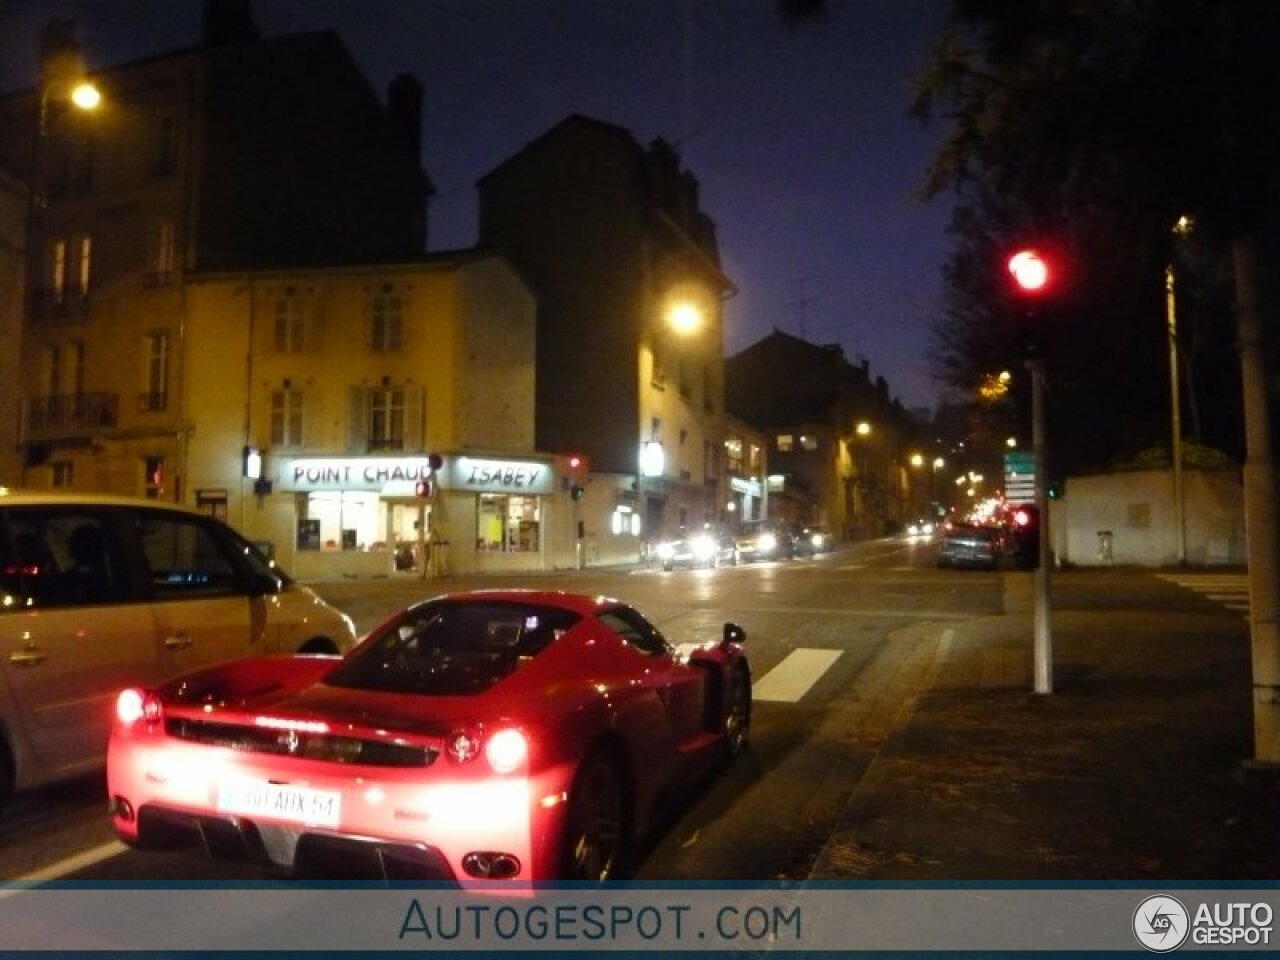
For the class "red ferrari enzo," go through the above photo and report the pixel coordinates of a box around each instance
[107,590,750,887]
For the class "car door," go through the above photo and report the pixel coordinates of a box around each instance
[598,606,706,746]
[127,509,271,676]
[0,507,158,781]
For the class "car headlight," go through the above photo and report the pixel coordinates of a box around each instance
[810,533,826,548]
[691,534,716,559]
[656,542,676,559]
[758,532,777,552]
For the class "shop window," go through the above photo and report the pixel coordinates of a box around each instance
[476,494,540,553]
[143,456,165,500]
[305,491,380,550]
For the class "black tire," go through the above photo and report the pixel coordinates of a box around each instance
[723,666,751,758]
[561,750,628,882]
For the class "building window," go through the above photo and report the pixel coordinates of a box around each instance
[143,456,165,499]
[651,343,667,388]
[476,494,540,553]
[273,290,307,353]
[76,235,92,294]
[369,386,405,451]
[50,239,67,303]
[146,221,176,286]
[776,434,794,452]
[725,435,744,475]
[271,389,304,447]
[370,287,403,351]
[51,461,73,488]
[800,435,819,452]
[141,332,168,412]
[150,115,177,177]
[68,341,85,396]
[748,443,763,475]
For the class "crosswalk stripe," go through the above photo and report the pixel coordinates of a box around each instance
[753,648,842,702]
[1155,573,1249,617]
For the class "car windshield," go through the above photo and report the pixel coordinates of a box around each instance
[326,599,581,696]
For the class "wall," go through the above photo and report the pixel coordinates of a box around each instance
[1051,468,1245,567]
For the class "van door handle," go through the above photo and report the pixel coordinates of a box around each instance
[164,634,194,650]
[8,648,48,666]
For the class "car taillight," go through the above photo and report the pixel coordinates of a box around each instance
[485,728,528,773]
[116,688,163,727]
[446,725,528,773]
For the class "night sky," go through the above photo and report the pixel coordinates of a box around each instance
[1,0,953,411]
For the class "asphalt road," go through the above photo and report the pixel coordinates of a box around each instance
[0,537,1244,886]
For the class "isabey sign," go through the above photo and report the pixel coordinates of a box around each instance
[440,456,554,495]
[278,456,438,493]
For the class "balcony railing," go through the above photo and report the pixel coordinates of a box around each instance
[138,391,168,413]
[30,288,91,323]
[25,392,118,439]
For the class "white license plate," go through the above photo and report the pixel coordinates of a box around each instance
[217,780,341,828]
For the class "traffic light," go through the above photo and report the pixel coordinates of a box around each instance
[1011,503,1040,569]
[1008,248,1052,295]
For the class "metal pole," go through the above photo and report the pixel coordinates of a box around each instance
[1030,356,1053,694]
[1166,264,1186,565]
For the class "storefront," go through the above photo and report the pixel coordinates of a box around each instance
[272,453,559,579]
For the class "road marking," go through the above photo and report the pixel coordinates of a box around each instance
[1155,572,1249,617]
[1,840,128,893]
[753,647,842,702]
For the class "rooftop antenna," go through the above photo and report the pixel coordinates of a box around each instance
[787,273,827,339]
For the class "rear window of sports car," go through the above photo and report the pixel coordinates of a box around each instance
[325,600,582,695]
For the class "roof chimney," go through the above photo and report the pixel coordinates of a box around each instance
[202,0,258,46]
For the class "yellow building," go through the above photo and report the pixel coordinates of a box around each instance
[182,254,554,578]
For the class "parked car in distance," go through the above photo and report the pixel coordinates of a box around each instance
[734,521,796,563]
[654,527,739,570]
[937,523,1005,569]
[0,489,358,808]
[108,590,752,886]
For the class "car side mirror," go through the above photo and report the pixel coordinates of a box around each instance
[246,570,283,597]
[721,622,746,649]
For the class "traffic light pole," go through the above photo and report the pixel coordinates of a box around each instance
[1030,356,1053,694]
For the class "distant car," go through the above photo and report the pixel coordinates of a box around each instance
[937,524,1004,569]
[802,526,833,553]
[0,490,357,809]
[906,518,937,538]
[734,522,795,563]
[655,528,738,570]
[107,590,752,886]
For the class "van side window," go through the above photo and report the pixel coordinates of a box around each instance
[0,511,128,608]
[134,513,239,598]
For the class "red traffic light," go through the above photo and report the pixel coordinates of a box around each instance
[567,454,587,472]
[1008,249,1051,294]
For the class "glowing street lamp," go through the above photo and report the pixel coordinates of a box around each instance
[667,301,702,336]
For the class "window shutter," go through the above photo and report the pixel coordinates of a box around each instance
[404,386,425,450]
[347,387,368,453]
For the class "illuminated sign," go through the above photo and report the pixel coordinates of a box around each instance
[730,476,762,497]
[438,457,553,495]
[278,456,438,493]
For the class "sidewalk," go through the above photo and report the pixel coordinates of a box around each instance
[809,574,1280,881]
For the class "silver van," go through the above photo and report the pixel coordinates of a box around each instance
[0,489,357,806]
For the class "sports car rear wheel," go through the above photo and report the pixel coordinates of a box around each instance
[724,666,751,757]
[562,751,627,881]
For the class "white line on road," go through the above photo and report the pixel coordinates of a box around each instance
[3,840,128,892]
[753,648,842,702]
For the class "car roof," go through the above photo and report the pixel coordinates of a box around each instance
[0,487,208,516]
